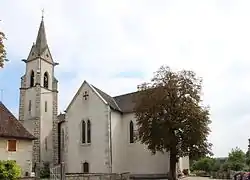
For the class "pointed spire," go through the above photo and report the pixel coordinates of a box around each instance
[35,14,48,55]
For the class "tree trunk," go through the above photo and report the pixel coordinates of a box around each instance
[169,149,177,180]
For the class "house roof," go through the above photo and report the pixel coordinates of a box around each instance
[0,102,36,140]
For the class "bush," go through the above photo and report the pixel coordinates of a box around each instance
[40,162,50,178]
[192,170,210,177]
[183,169,189,175]
[0,160,21,179]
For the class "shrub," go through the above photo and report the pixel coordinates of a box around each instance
[183,169,189,175]
[0,160,21,179]
[40,162,50,178]
[193,170,210,177]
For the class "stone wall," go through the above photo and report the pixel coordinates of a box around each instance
[52,78,59,165]
[18,178,49,180]
[19,75,26,122]
[33,84,41,173]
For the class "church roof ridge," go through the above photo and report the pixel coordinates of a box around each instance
[112,90,138,98]
[91,85,139,113]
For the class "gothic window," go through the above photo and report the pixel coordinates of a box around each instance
[43,72,49,88]
[82,162,89,173]
[81,120,86,144]
[28,100,31,112]
[129,121,134,143]
[87,120,91,143]
[45,101,47,112]
[30,70,35,87]
[61,129,65,150]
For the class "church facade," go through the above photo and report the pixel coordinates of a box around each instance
[19,18,189,175]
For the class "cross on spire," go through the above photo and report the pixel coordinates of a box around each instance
[42,9,44,20]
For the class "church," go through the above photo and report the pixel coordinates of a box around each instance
[18,17,189,175]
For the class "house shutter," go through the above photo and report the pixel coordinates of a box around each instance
[8,140,17,151]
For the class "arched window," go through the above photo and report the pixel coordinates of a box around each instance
[129,121,134,143]
[83,162,89,173]
[30,70,35,87]
[87,120,91,143]
[44,72,49,88]
[81,121,86,144]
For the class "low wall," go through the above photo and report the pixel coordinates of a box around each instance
[18,178,49,180]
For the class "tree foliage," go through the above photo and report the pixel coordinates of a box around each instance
[40,162,50,178]
[0,30,6,68]
[191,147,250,177]
[227,147,246,171]
[246,150,250,166]
[134,66,212,180]
[191,157,215,173]
[0,160,21,179]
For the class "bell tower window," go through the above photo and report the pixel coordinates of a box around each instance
[30,70,35,87]
[44,72,49,88]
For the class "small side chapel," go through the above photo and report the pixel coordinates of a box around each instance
[19,18,190,175]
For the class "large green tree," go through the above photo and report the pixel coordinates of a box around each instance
[0,30,6,68]
[134,66,212,180]
[191,157,215,173]
[227,147,246,171]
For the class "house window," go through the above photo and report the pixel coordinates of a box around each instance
[8,140,17,152]
[30,70,35,87]
[81,121,86,144]
[82,162,89,173]
[43,72,49,88]
[87,120,91,143]
[28,100,32,112]
[45,101,47,112]
[129,121,134,143]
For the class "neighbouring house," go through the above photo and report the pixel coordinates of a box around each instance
[0,101,36,176]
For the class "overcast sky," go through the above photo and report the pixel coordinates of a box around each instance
[1,0,250,157]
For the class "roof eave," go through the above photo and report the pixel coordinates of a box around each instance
[0,135,36,140]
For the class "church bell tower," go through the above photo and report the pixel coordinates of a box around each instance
[18,16,59,172]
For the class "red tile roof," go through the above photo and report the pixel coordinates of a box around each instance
[0,102,36,140]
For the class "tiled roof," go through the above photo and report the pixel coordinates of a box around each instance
[92,85,121,111]
[0,102,36,140]
[92,86,138,113]
[113,92,137,113]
